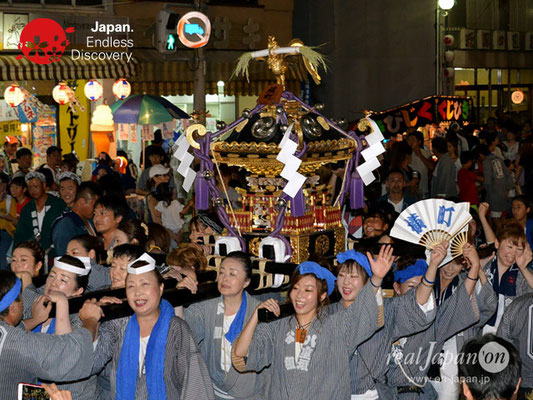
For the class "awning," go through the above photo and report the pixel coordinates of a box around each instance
[0,54,138,81]
[132,50,303,96]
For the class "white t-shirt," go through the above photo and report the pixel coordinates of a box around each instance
[388,198,404,214]
[155,200,185,234]
[36,208,46,231]
[220,314,236,372]
[139,336,150,376]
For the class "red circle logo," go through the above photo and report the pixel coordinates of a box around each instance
[17,18,74,64]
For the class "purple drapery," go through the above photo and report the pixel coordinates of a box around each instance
[337,132,365,210]
[194,132,246,251]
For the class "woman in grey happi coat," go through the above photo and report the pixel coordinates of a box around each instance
[0,269,101,398]
[184,251,269,399]
[232,245,394,400]
[21,255,99,400]
[92,253,214,400]
[426,247,498,399]
[381,243,487,399]
[331,248,439,399]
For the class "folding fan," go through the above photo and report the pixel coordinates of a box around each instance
[390,199,472,267]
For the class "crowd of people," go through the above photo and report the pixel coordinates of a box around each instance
[0,116,531,400]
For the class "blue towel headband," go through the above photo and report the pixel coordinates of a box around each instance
[0,278,21,313]
[336,250,373,277]
[296,261,337,296]
[393,259,428,283]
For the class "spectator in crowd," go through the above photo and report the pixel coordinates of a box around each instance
[14,147,33,177]
[61,153,79,173]
[92,195,128,251]
[479,144,514,232]
[146,164,171,222]
[51,181,102,256]
[388,141,419,198]
[1,136,18,176]
[14,171,66,258]
[458,334,521,400]
[362,207,391,239]
[431,136,458,198]
[0,172,16,270]
[217,165,241,209]
[41,146,62,189]
[502,127,520,164]
[136,146,167,195]
[457,151,483,206]
[140,129,164,169]
[116,149,137,193]
[407,130,434,199]
[7,176,30,219]
[446,132,462,173]
[58,171,81,209]
[377,168,417,213]
[113,218,148,250]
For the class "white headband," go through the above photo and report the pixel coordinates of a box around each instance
[54,256,91,276]
[127,253,156,275]
[58,171,81,185]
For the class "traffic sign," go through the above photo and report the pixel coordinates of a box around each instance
[177,11,211,48]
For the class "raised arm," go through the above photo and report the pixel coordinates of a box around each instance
[462,243,482,297]
[416,241,448,305]
[478,202,496,244]
[232,298,279,359]
[516,243,533,291]
[46,291,72,335]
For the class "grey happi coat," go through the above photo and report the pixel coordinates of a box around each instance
[346,288,437,395]
[235,282,383,400]
[497,293,533,388]
[93,315,215,400]
[383,283,480,399]
[0,320,94,397]
[185,291,269,399]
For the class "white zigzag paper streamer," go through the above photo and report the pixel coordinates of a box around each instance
[276,123,306,198]
[356,117,386,185]
[173,134,196,192]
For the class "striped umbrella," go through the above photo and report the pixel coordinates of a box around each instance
[110,94,189,125]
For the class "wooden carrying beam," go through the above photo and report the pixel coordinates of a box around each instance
[51,260,298,320]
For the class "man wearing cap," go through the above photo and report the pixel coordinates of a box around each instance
[136,146,169,195]
[14,171,66,258]
[1,136,19,176]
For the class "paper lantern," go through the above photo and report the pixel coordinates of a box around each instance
[4,84,25,107]
[112,78,131,100]
[84,79,103,101]
[53,82,70,105]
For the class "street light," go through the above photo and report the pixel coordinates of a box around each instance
[439,0,454,10]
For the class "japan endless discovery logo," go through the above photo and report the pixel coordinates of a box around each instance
[16,18,74,64]
[17,18,134,64]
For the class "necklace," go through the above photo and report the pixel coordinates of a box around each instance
[295,319,313,344]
